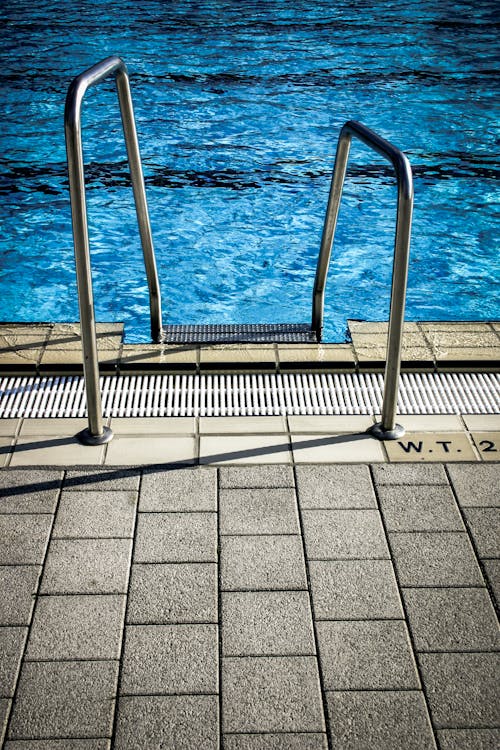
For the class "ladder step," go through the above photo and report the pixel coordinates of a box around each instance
[160,323,318,344]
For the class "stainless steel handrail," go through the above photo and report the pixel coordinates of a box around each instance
[312,120,414,439]
[65,55,162,445]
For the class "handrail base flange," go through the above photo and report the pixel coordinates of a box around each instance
[369,422,405,441]
[77,426,114,445]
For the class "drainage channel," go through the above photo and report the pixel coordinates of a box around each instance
[0,372,498,419]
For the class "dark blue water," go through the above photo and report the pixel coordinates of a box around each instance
[1,0,498,341]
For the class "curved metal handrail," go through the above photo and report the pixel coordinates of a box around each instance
[312,120,414,438]
[65,55,162,444]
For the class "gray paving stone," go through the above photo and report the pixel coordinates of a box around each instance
[390,532,484,586]
[403,587,500,651]
[0,515,52,565]
[447,464,500,507]
[0,470,62,514]
[378,484,464,531]
[0,627,27,696]
[1,698,11,748]
[121,624,218,694]
[309,559,403,619]
[223,734,328,750]
[5,741,110,749]
[418,652,500,728]
[140,467,217,511]
[8,660,118,739]
[220,488,299,535]
[326,690,435,750]
[53,490,137,538]
[296,465,377,508]
[463,508,500,558]
[26,594,125,660]
[373,463,448,485]
[483,558,500,603]
[64,468,140,492]
[436,729,500,750]
[134,513,217,563]
[41,538,132,594]
[302,510,389,559]
[222,656,325,733]
[114,695,218,750]
[0,566,40,625]
[127,563,217,623]
[220,535,307,591]
[219,465,294,488]
[222,591,315,656]
[316,620,419,690]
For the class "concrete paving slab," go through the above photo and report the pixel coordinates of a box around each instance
[302,509,389,560]
[26,594,126,660]
[114,695,218,750]
[199,416,286,434]
[222,656,325,733]
[418,652,500,728]
[64,468,140,492]
[220,535,307,591]
[0,627,27,696]
[317,619,419,690]
[308,559,403,620]
[436,728,500,750]
[8,660,118,739]
[221,591,315,656]
[0,566,41,625]
[223,734,328,750]
[0,439,13,467]
[463,508,500,557]
[120,624,218,695]
[291,433,385,463]
[219,488,299,535]
[127,563,217,624]
[295,464,377,508]
[0,514,52,565]
[10,436,104,466]
[4,741,111,749]
[0,420,20,438]
[373,463,448,485]
[200,434,292,465]
[0,469,62,513]
[140,467,217,511]
[384,433,477,462]
[326,690,436,750]
[219,465,294,488]
[378,485,464,531]
[105,435,196,465]
[403,587,500,651]
[462,414,500,431]
[41,538,132,594]
[447,464,500,507]
[1,698,11,747]
[53,490,137,538]
[389,532,484,586]
[134,512,217,563]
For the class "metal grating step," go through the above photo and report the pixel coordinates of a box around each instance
[0,372,498,419]
[160,323,318,344]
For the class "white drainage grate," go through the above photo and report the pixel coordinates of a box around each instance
[0,373,499,418]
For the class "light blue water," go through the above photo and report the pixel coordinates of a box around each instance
[1,0,499,341]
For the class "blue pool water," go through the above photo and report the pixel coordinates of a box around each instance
[1,0,498,342]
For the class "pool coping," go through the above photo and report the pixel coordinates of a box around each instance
[0,320,499,375]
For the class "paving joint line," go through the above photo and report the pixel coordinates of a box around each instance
[292,464,333,750]
[216,467,224,750]
[2,467,65,748]
[369,464,441,750]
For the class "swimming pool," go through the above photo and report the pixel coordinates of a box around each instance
[1,0,498,342]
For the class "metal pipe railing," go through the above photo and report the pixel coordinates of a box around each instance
[64,56,162,445]
[312,120,414,439]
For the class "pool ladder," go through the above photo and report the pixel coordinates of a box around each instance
[65,56,413,445]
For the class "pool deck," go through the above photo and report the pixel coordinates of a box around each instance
[0,321,499,749]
